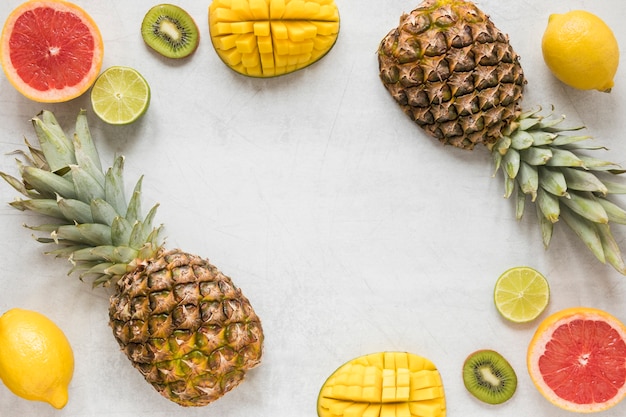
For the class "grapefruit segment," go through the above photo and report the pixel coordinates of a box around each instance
[527,307,626,412]
[0,0,104,103]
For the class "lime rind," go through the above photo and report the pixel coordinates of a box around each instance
[494,266,550,323]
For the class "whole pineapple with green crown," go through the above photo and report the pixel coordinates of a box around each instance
[378,0,626,275]
[0,110,263,406]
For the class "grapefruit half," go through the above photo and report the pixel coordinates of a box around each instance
[527,307,626,412]
[0,0,103,103]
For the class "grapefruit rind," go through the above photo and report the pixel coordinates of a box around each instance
[0,1,104,103]
[527,307,626,413]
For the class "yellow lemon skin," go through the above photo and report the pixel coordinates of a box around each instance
[0,308,74,409]
[542,10,619,92]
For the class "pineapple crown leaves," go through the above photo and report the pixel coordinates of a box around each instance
[492,106,626,274]
[0,110,163,287]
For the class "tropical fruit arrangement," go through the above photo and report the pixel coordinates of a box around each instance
[1,0,626,415]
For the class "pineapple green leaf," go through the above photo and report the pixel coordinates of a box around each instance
[597,223,626,274]
[55,224,113,246]
[539,168,568,197]
[546,148,585,167]
[0,171,33,197]
[125,176,144,224]
[535,198,554,248]
[514,185,525,220]
[33,111,75,172]
[10,199,65,219]
[502,147,520,178]
[528,131,556,146]
[577,155,622,171]
[520,147,552,166]
[560,206,606,264]
[73,109,103,174]
[14,138,48,169]
[57,197,94,224]
[510,130,534,150]
[27,223,65,233]
[105,156,128,216]
[493,109,626,274]
[71,165,105,203]
[537,187,560,223]
[561,192,608,224]
[561,168,608,195]
[604,181,626,194]
[21,165,77,199]
[517,161,539,200]
[111,216,133,247]
[503,169,514,198]
[71,246,137,265]
[45,245,90,259]
[73,135,106,186]
[90,199,119,226]
[597,198,626,225]
[552,134,594,147]
[131,204,161,249]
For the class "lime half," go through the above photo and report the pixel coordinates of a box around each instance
[494,266,550,323]
[90,66,150,125]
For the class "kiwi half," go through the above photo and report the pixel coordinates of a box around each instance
[141,4,199,59]
[462,349,517,405]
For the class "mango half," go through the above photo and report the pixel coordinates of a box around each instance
[318,352,446,417]
[209,0,340,77]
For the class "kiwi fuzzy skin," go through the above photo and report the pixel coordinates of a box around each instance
[141,4,199,59]
[462,349,518,405]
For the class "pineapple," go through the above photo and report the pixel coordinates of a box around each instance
[0,110,263,407]
[378,0,626,274]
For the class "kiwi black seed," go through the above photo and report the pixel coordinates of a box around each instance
[141,4,199,59]
[462,349,517,405]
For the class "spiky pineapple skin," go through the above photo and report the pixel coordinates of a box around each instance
[109,249,263,406]
[378,0,526,149]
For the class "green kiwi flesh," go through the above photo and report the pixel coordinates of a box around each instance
[141,4,199,59]
[462,349,517,405]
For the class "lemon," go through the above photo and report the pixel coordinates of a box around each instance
[542,10,619,92]
[90,66,151,125]
[0,308,74,408]
[493,267,550,323]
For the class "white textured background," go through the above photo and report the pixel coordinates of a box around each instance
[1,1,626,416]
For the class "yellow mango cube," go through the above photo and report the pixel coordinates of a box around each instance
[254,21,271,36]
[270,0,286,19]
[343,402,369,417]
[235,33,257,53]
[409,400,445,417]
[283,0,307,19]
[249,0,269,19]
[362,404,382,417]
[258,37,273,53]
[231,0,253,19]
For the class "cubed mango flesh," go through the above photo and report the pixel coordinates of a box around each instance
[209,0,340,77]
[317,352,446,417]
